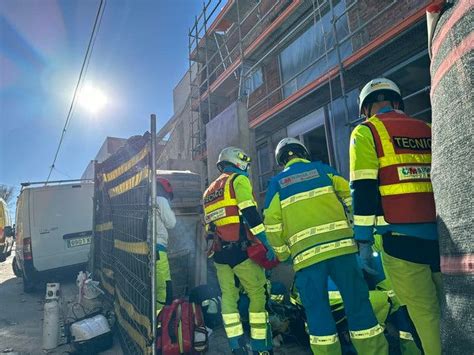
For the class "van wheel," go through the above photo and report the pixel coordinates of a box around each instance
[12,257,21,277]
[23,273,35,293]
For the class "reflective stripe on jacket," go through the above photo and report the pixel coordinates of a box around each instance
[203,173,241,242]
[364,112,436,224]
[264,159,356,272]
[203,172,264,242]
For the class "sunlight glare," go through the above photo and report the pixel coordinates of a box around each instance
[78,85,107,114]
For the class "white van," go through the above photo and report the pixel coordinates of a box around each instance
[14,180,94,292]
[0,198,14,262]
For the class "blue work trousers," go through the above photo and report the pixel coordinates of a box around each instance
[295,253,388,354]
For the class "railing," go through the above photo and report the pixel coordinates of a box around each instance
[241,0,431,123]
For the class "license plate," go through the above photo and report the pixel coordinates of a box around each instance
[67,236,92,248]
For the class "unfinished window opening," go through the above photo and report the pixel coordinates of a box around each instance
[287,108,331,165]
[257,142,273,192]
[384,51,432,123]
[244,67,264,95]
[303,125,330,165]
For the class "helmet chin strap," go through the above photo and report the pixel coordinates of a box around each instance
[367,103,373,118]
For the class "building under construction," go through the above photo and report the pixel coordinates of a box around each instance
[187,0,434,203]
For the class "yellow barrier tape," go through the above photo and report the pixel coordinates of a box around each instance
[109,168,149,198]
[103,146,149,182]
[102,268,114,279]
[96,221,113,232]
[114,302,151,354]
[114,239,149,255]
[99,271,114,296]
[116,287,152,338]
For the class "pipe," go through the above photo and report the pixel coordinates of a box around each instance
[150,114,157,355]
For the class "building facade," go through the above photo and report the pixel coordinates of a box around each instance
[188,0,433,204]
[82,137,127,179]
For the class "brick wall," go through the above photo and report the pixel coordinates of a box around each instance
[204,0,292,94]
[347,0,430,51]
[248,55,282,121]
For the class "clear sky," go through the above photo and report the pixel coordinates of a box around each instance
[0,0,204,197]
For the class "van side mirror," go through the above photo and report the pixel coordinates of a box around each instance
[4,226,14,238]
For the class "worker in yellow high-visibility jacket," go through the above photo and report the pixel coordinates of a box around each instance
[350,78,443,355]
[203,147,274,355]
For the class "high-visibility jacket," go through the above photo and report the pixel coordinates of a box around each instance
[363,112,436,224]
[264,158,356,272]
[350,109,438,242]
[203,172,264,242]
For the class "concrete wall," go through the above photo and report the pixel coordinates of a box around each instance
[157,159,203,175]
[173,63,197,114]
[205,101,255,182]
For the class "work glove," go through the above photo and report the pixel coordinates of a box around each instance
[256,232,276,261]
[358,242,378,275]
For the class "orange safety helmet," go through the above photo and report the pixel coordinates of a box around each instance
[156,177,174,201]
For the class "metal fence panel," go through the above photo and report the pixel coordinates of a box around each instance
[93,133,153,355]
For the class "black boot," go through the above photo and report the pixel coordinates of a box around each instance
[252,351,273,355]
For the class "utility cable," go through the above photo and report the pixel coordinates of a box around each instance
[46,0,106,184]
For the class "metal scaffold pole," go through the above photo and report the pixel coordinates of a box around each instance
[150,113,157,355]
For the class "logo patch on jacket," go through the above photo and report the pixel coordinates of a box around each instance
[205,207,226,223]
[393,136,431,150]
[397,166,431,181]
[204,188,224,204]
[279,169,319,188]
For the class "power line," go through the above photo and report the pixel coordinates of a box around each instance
[46,0,106,184]
[53,166,73,179]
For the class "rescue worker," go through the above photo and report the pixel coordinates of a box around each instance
[371,235,422,355]
[203,147,274,355]
[350,78,442,355]
[264,138,388,355]
[154,177,177,314]
[290,266,421,355]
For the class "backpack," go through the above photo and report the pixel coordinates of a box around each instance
[189,285,222,329]
[156,299,208,354]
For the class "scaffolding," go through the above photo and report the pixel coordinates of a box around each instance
[188,0,433,162]
[188,0,297,159]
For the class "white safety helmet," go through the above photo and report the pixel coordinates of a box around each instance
[275,138,310,166]
[217,147,251,172]
[358,78,404,114]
